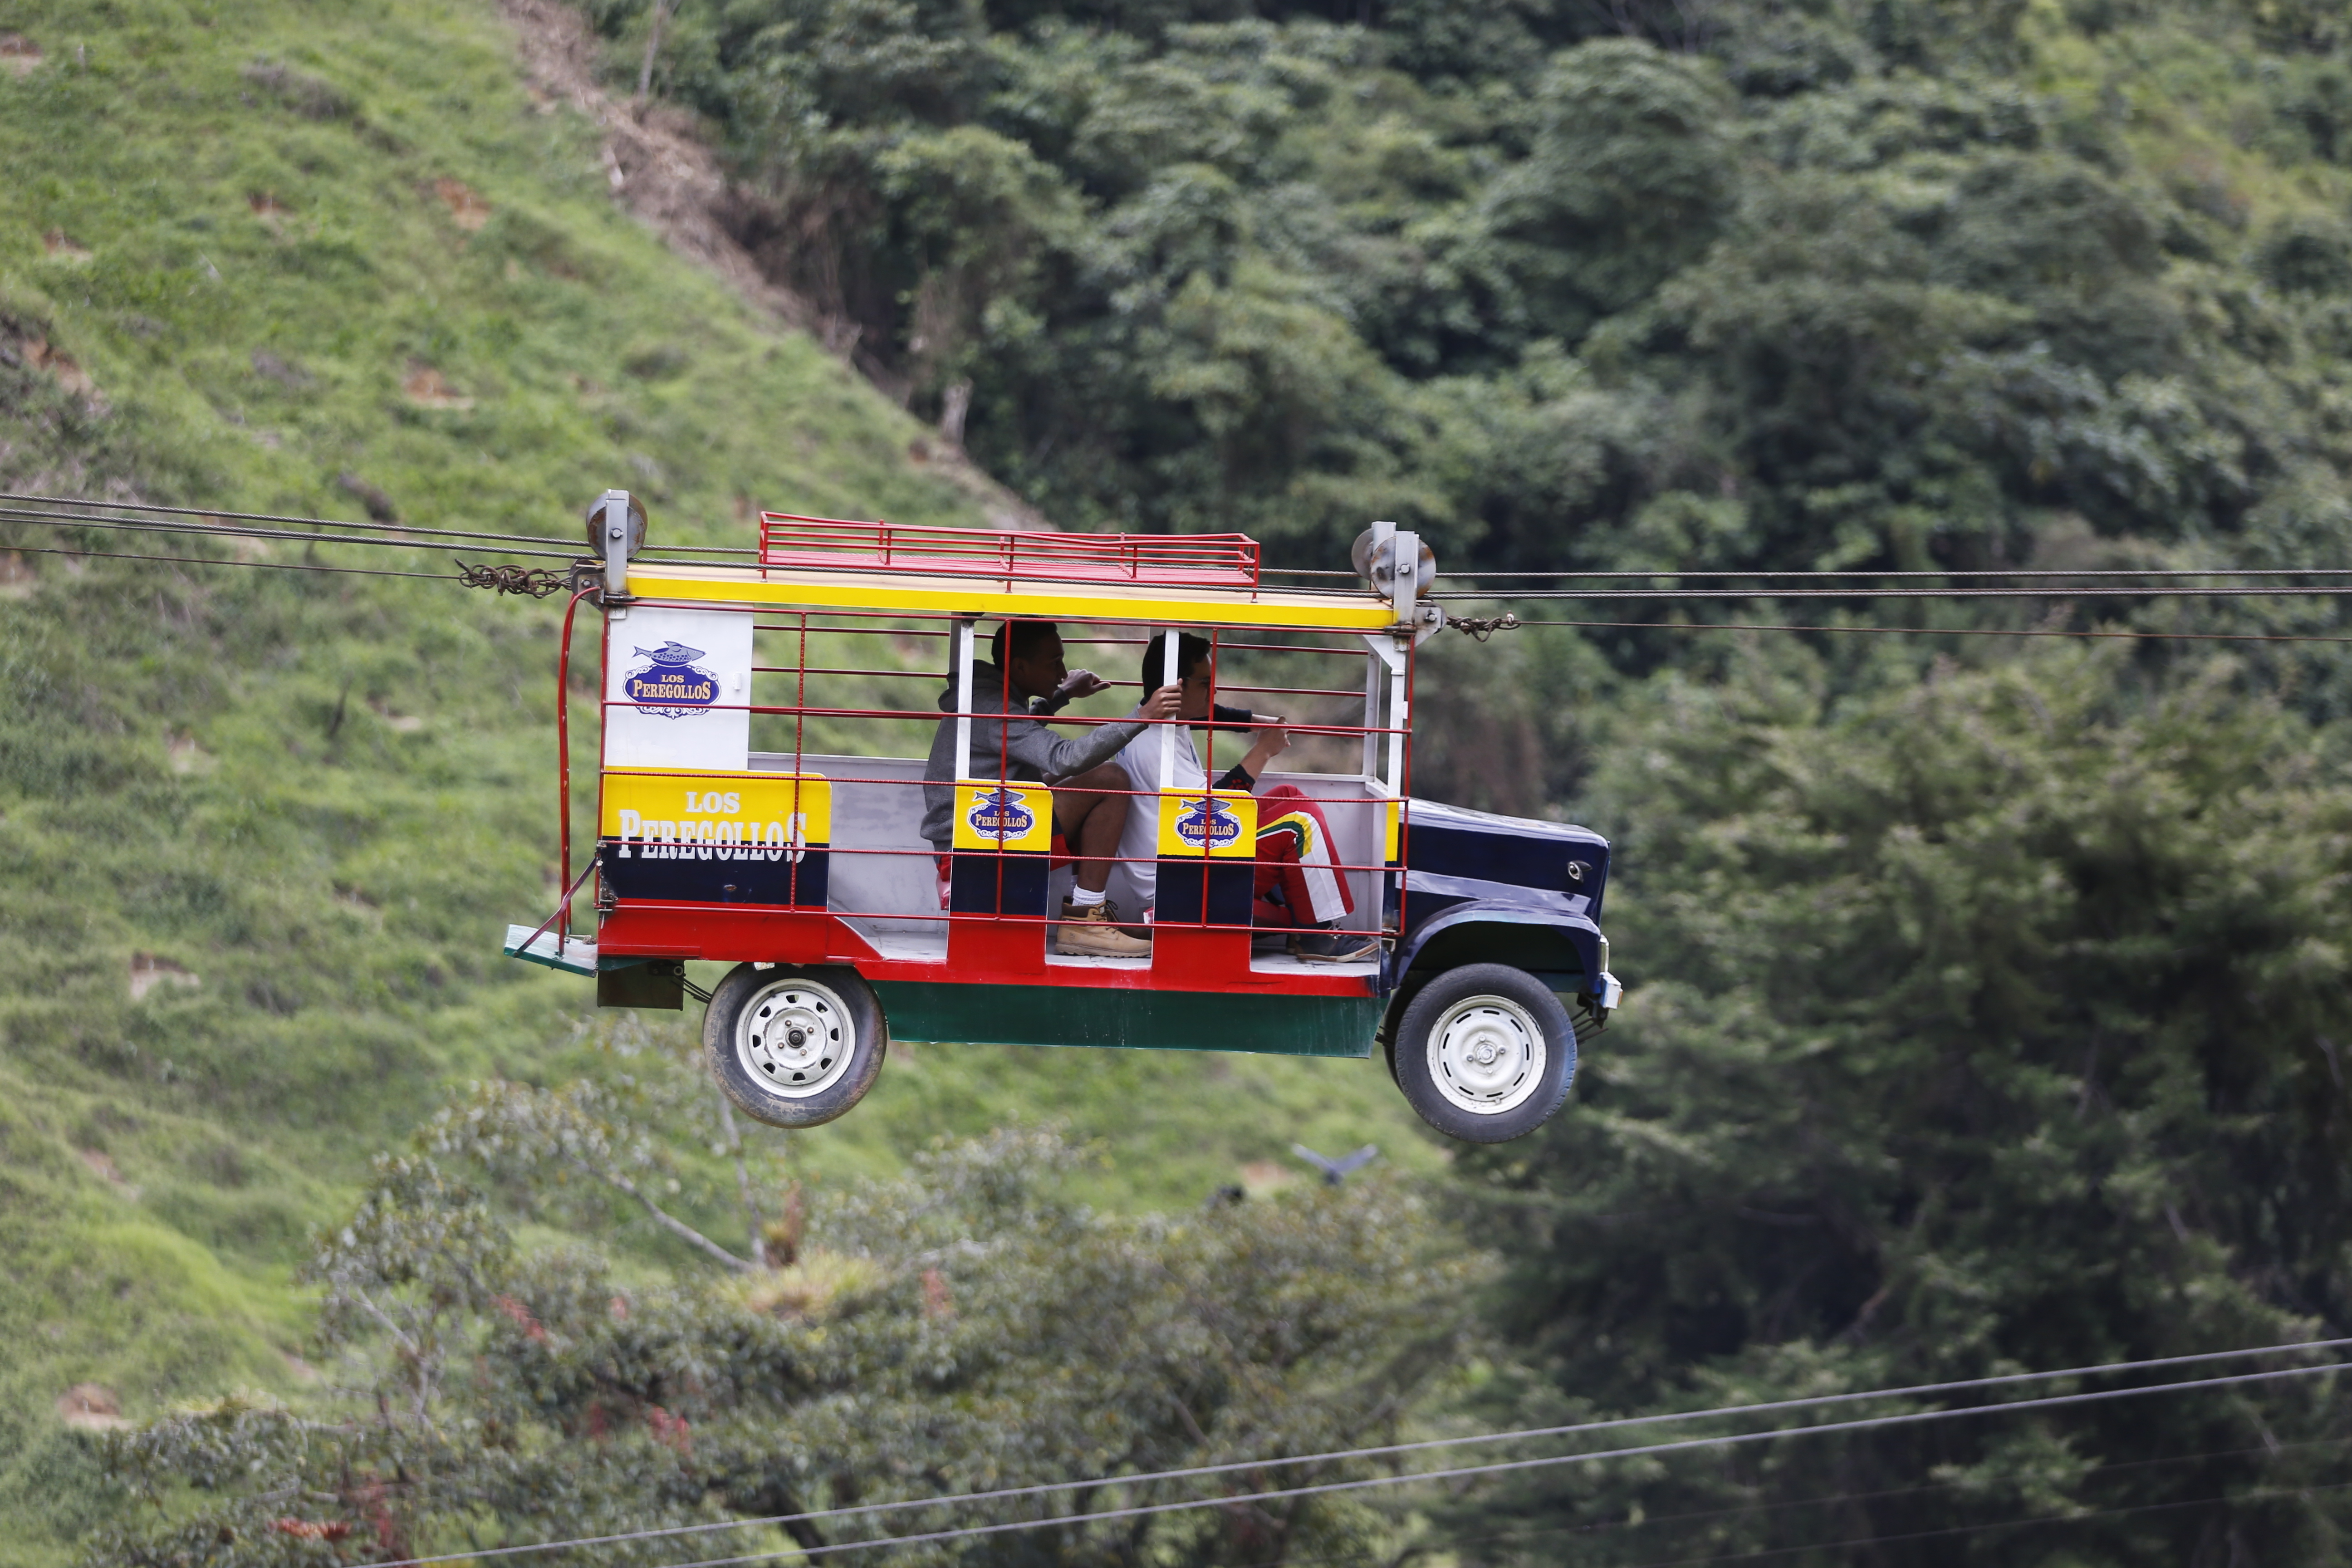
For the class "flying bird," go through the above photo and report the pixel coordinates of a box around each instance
[1291,1142,1379,1186]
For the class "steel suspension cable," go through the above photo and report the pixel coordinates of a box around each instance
[1270,566,2352,581]
[1436,586,2352,600]
[0,490,760,554]
[351,1337,2352,1568]
[0,507,583,560]
[2,541,455,580]
[1235,1435,2352,1568]
[0,512,742,565]
[617,1358,2352,1568]
[1596,1478,2352,1568]
[1514,617,2352,646]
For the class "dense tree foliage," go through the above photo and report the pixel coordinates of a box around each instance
[59,5,2352,1563]
[86,1062,1478,1567]
[1451,648,2352,1563]
[586,0,2352,608]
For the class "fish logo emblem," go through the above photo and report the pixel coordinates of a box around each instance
[624,641,721,719]
[965,787,1036,841]
[1173,795,1245,852]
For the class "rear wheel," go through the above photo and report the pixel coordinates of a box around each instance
[1391,964,1575,1144]
[704,965,887,1128]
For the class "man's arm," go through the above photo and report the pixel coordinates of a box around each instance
[1210,702,1255,731]
[1005,712,1149,784]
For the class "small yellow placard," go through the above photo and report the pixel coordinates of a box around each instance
[952,782,1054,852]
[602,770,831,852]
[1156,789,1259,859]
[1381,800,1401,865]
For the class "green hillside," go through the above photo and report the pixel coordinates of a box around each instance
[11,0,2352,1562]
[0,6,1435,1561]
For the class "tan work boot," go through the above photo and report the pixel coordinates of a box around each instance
[1056,898,1151,957]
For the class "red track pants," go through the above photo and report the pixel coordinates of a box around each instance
[1250,784,1355,928]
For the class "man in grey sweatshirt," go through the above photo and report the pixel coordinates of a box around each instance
[922,620,1180,956]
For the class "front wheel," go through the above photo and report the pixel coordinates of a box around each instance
[1391,964,1576,1144]
[704,965,887,1128]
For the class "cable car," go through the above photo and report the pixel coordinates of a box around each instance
[504,492,1621,1143]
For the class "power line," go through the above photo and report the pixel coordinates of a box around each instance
[351,1340,2352,1568]
[617,1358,2351,1568]
[1267,567,2352,583]
[1597,1477,2352,1568]
[1517,617,2352,646]
[1242,1436,2352,1568]
[1439,568,2352,581]
[0,490,760,554]
[0,507,582,561]
[7,492,2348,594]
[1436,587,2352,600]
[1,542,453,580]
[0,508,741,565]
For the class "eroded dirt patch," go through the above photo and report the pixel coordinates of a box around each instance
[57,1384,128,1431]
[128,952,199,1000]
[434,177,492,230]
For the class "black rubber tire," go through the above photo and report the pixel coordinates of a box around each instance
[1391,963,1577,1144]
[703,964,888,1129]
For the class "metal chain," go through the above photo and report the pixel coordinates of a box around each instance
[1450,612,1520,641]
[457,560,574,598]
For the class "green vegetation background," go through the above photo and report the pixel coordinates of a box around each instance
[6,0,2352,1561]
[0,5,1438,1561]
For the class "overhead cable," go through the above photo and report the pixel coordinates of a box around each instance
[1435,586,2352,601]
[0,500,757,562]
[1599,1478,2352,1568]
[0,507,582,561]
[1519,617,2352,646]
[1448,567,2352,581]
[1323,1435,2352,1568]
[351,1336,2352,1568]
[2,542,453,580]
[1271,566,2352,582]
[0,508,740,564]
[616,1358,2352,1568]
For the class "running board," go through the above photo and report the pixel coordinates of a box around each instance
[503,923,598,976]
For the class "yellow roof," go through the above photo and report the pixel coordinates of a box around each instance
[625,562,1398,632]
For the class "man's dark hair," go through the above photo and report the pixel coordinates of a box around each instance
[1140,631,1213,693]
[990,620,1061,668]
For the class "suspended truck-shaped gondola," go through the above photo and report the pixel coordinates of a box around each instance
[505,495,1620,1143]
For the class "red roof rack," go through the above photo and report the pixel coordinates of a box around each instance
[759,514,1260,589]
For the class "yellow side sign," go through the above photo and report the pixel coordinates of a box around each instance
[602,770,831,859]
[952,782,1054,852]
[1156,789,1259,858]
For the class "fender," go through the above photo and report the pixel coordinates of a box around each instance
[1385,900,1607,997]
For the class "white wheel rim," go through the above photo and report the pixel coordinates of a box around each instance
[1427,995,1546,1116]
[736,980,856,1099]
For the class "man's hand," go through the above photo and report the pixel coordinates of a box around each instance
[1243,725,1291,775]
[1140,684,1183,722]
[1055,668,1111,701]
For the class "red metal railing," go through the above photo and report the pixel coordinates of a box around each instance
[760,514,1261,588]
[574,594,1409,952]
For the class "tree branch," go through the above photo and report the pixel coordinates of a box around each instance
[589,1161,757,1273]
[713,1083,770,1268]
[635,0,673,106]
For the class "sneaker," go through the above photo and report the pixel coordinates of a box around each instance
[1289,926,1380,963]
[1057,898,1152,957]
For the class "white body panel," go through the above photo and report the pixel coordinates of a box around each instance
[604,606,753,772]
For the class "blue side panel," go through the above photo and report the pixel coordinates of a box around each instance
[601,843,829,906]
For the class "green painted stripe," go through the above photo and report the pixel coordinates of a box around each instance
[872,981,1380,1058]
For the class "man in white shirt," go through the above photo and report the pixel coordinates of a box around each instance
[1112,633,1378,962]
